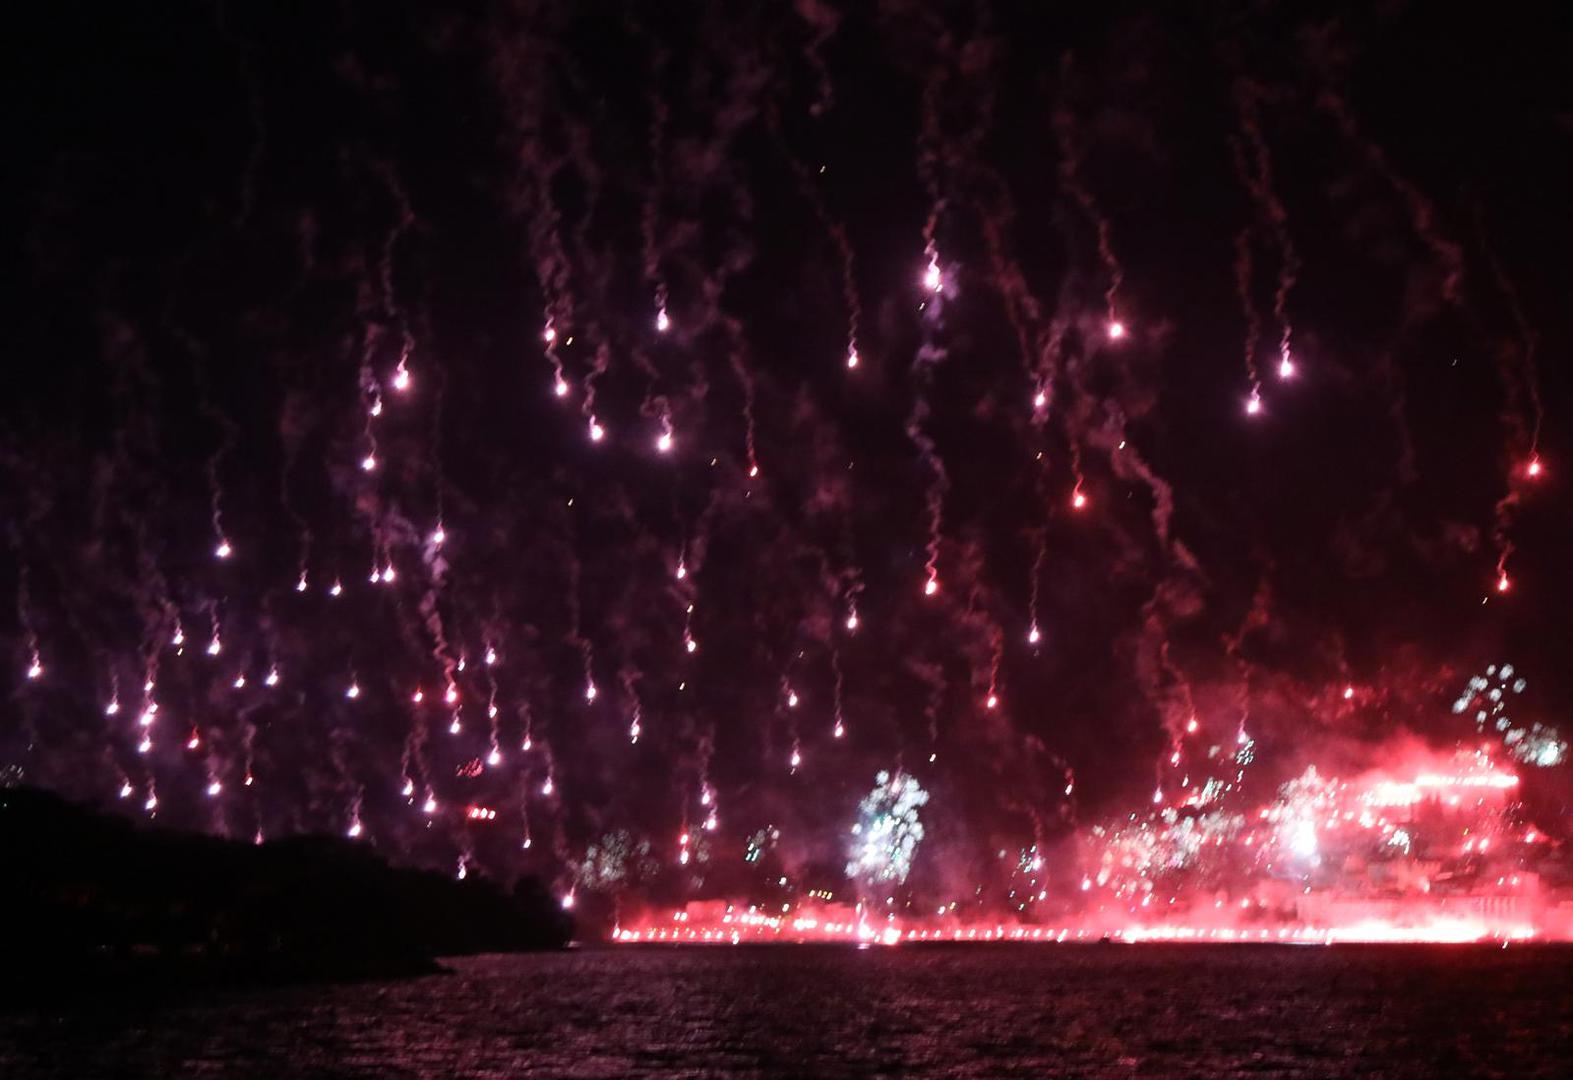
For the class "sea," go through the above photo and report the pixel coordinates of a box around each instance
[1,944,1569,1077]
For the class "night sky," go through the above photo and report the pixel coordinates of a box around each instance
[7,1,1571,904]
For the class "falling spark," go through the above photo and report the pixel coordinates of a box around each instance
[215,539,232,559]
[1108,321,1126,340]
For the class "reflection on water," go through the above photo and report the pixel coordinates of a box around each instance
[2,945,1569,1077]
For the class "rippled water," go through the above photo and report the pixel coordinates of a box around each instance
[2,945,1569,1077]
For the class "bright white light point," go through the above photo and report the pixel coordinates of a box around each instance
[1152,788,1163,804]
[1527,458,1543,478]
[588,418,605,442]
[656,309,670,332]
[244,774,253,787]
[1072,490,1087,510]
[657,431,673,453]
[423,796,437,814]
[444,685,458,704]
[348,822,363,838]
[923,258,942,292]
[628,722,640,743]
[544,326,556,343]
[1033,390,1047,409]
[138,737,152,754]
[1108,321,1126,340]
[986,693,998,710]
[402,780,415,797]
[26,659,42,680]
[560,892,575,910]
[834,723,845,738]
[369,399,383,418]
[295,574,308,592]
[485,647,497,666]
[144,795,157,810]
[106,700,120,716]
[393,366,411,392]
[748,464,759,478]
[1186,718,1199,734]
[787,690,799,708]
[1278,355,1295,378]
[542,779,554,796]
[432,526,446,545]
[522,837,532,849]
[790,750,802,769]
[585,683,598,702]
[1497,573,1511,593]
[685,638,697,654]
[330,580,343,597]
[265,669,279,687]
[346,682,360,699]
[119,782,132,798]
[487,703,498,718]
[924,576,938,597]
[369,568,382,584]
[675,562,687,580]
[448,718,461,735]
[1246,391,1263,416]
[553,377,569,398]
[847,347,859,370]
[186,735,199,750]
[207,781,221,797]
[232,675,246,689]
[1343,685,1355,700]
[361,453,377,472]
[215,540,232,559]
[846,613,858,631]
[206,639,221,657]
[1027,625,1040,645]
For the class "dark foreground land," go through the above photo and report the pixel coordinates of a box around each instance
[1,945,1569,1078]
[0,788,572,1005]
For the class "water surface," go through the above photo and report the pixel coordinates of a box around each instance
[2,944,1568,1077]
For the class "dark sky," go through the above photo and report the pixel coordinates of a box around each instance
[6,1,1571,899]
